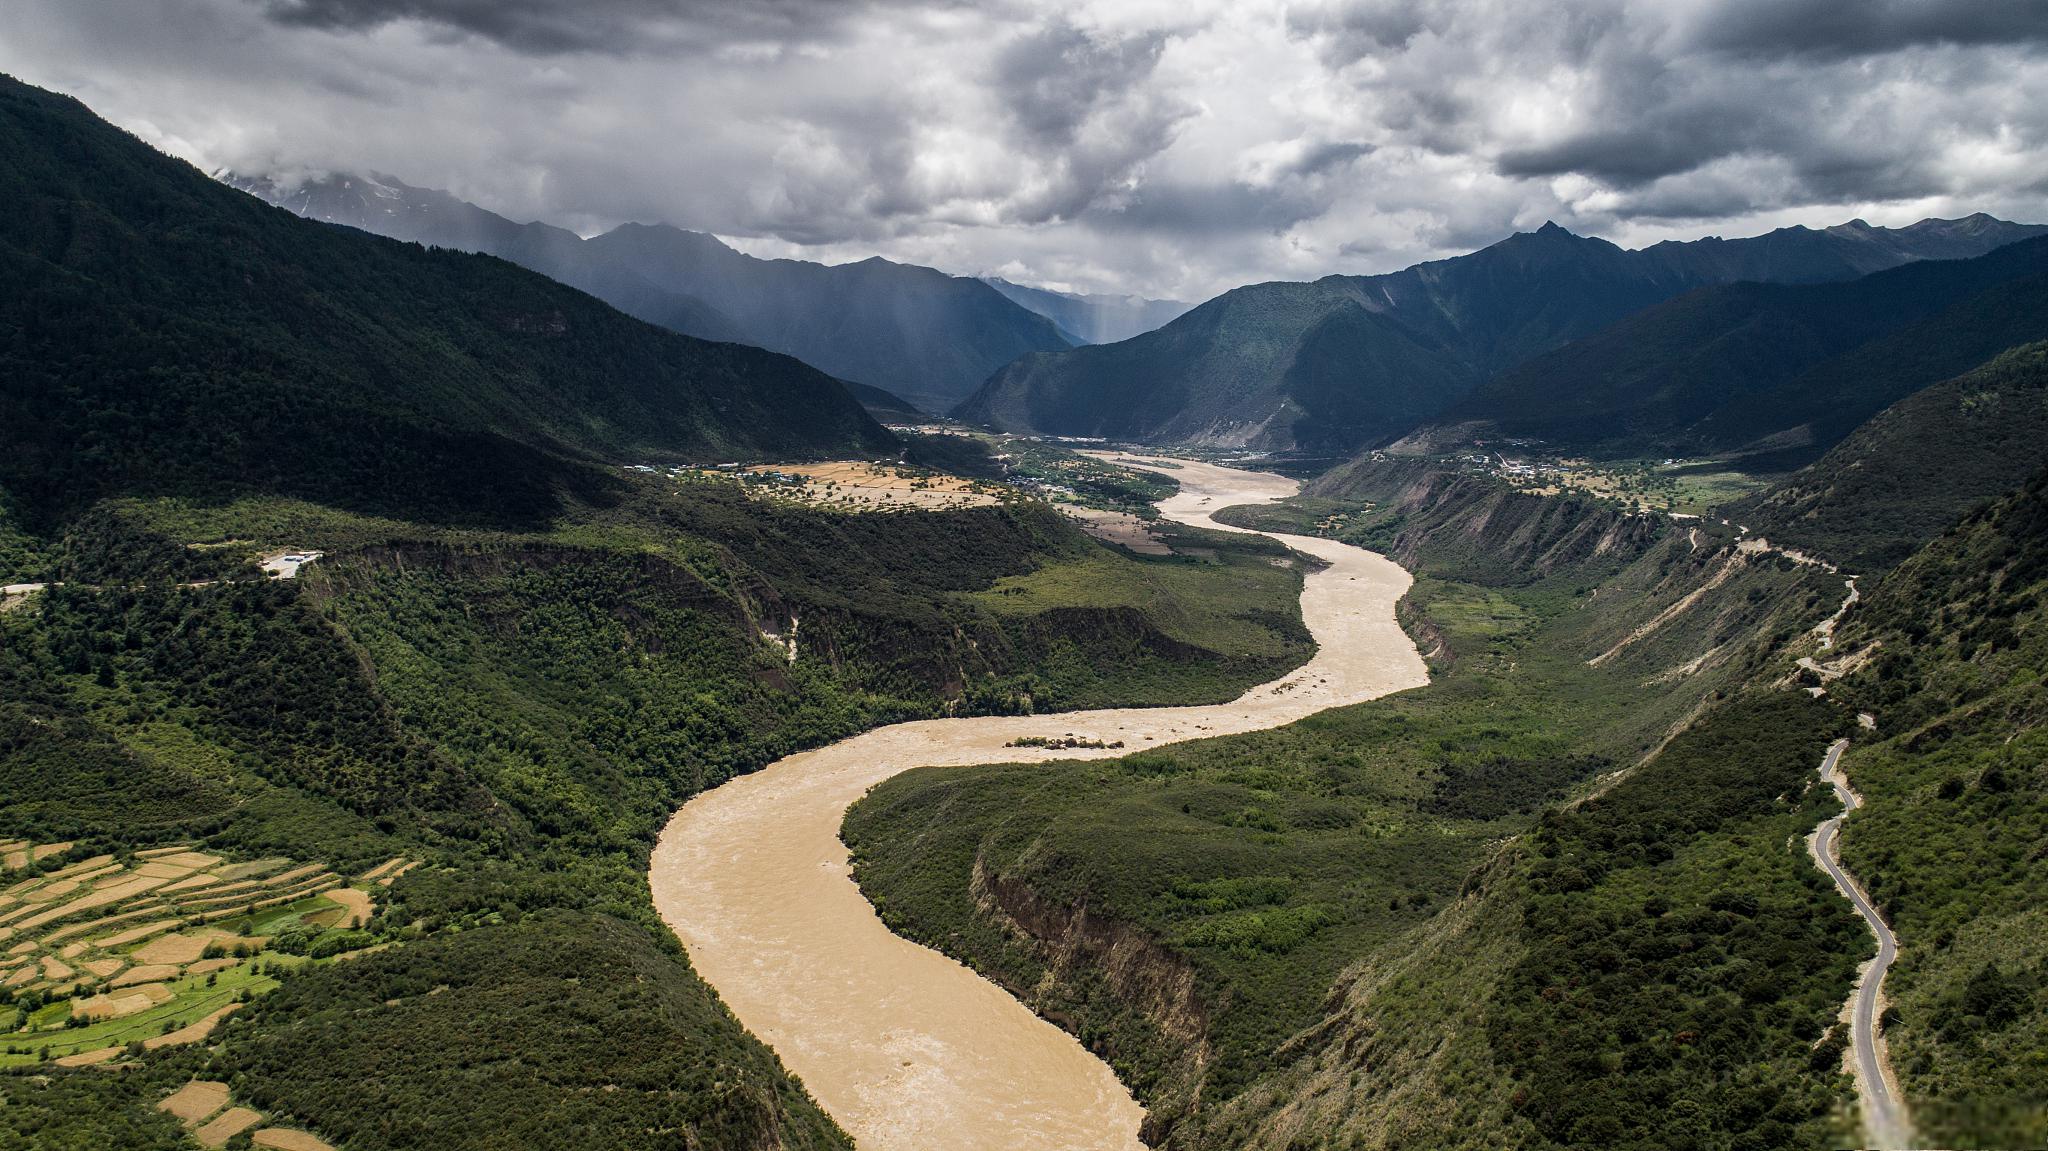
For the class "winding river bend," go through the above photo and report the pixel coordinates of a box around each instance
[650,458,1429,1150]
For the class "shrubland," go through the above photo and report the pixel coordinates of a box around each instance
[848,457,1875,1147]
[1,459,1310,1146]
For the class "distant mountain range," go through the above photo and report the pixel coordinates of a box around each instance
[958,215,2048,452]
[226,171,1071,413]
[1433,236,2048,465]
[0,75,892,532]
[981,278,1191,345]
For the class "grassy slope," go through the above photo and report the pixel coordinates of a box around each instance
[209,912,852,1151]
[1731,341,2048,572]
[1206,692,1861,1151]
[846,459,1868,1147]
[844,576,1610,1138]
[1449,238,2048,464]
[1823,468,2048,1149]
[0,468,1311,1146]
[851,443,2048,1149]
[0,73,893,535]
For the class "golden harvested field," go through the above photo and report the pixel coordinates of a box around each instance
[160,1080,232,1124]
[252,1127,339,1151]
[52,1045,122,1067]
[195,1109,264,1148]
[74,983,171,1020]
[735,461,1002,511]
[146,1004,244,1049]
[135,931,228,965]
[357,856,409,882]
[111,962,180,986]
[0,841,71,870]
[156,1080,296,1150]
[320,887,372,928]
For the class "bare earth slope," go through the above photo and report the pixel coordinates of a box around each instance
[649,458,1428,1150]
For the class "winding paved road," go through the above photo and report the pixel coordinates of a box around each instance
[649,457,1429,1150]
[1809,737,1914,1150]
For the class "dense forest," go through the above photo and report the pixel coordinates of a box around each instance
[0,74,893,535]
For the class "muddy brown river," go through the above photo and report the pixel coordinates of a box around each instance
[650,457,1428,1149]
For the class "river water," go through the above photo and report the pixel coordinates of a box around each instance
[650,457,1428,1150]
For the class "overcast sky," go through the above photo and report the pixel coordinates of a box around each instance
[8,0,2048,299]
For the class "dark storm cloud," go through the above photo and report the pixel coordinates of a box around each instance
[996,22,1169,146]
[257,0,902,55]
[1288,141,1373,178]
[1684,0,2048,61]
[5,0,2047,298]
[1498,118,1750,186]
[987,21,1194,225]
[1112,180,1328,238]
[1467,0,2048,215]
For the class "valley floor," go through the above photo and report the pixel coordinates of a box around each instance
[649,458,1427,1149]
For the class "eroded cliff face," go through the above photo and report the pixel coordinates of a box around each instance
[968,856,1216,1146]
[1311,459,1665,586]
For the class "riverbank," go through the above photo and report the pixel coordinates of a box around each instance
[649,458,1428,1149]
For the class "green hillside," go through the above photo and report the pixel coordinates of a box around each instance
[1447,238,2048,463]
[846,455,1882,1148]
[956,219,2045,453]
[1734,342,2048,570]
[0,74,1327,1148]
[847,422,2048,1148]
[0,74,894,535]
[0,463,1316,1145]
[1824,467,2048,1149]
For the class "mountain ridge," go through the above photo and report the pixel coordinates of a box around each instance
[1436,235,2048,463]
[956,214,2048,451]
[228,170,1072,412]
[0,75,894,532]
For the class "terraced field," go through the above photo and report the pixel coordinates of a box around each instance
[157,1078,337,1150]
[0,844,413,1067]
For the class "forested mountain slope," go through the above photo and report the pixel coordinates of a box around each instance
[1731,342,2048,570]
[0,76,893,535]
[0,467,1319,1147]
[1822,466,2048,1150]
[1443,237,2048,463]
[849,448,1890,1148]
[956,216,2045,452]
[848,391,2048,1148]
[231,171,1074,413]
